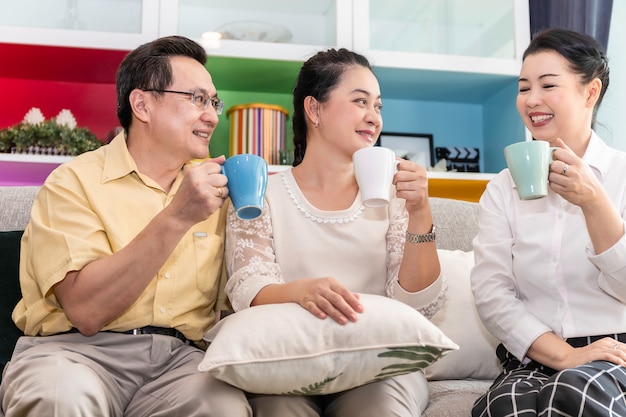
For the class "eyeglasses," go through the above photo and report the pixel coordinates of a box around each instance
[144,89,224,115]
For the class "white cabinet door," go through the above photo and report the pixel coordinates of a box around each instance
[0,0,159,50]
[352,0,529,77]
[161,0,353,61]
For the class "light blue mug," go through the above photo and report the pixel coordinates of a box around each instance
[222,154,268,220]
[504,141,558,200]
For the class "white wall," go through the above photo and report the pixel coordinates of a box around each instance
[596,2,626,151]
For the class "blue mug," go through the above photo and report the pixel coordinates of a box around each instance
[222,154,268,220]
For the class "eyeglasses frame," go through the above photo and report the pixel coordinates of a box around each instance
[143,89,224,115]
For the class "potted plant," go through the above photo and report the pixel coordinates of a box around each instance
[0,108,102,156]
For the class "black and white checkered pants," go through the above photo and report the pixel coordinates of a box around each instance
[472,334,626,417]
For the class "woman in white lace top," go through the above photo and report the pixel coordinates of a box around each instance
[225,48,444,416]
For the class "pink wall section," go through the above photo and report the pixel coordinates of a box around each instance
[0,43,128,185]
[0,78,118,140]
[0,159,62,185]
[0,42,128,139]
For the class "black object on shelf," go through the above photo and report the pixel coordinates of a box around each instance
[435,147,480,172]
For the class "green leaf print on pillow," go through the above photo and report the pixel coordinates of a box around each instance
[372,345,445,381]
[285,375,343,395]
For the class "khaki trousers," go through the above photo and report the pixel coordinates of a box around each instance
[248,371,429,417]
[0,332,251,417]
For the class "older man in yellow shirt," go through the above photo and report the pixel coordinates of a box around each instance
[0,36,251,417]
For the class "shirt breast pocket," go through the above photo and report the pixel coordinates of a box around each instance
[513,198,555,254]
[192,232,224,295]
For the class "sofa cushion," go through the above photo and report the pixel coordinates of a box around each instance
[199,293,458,395]
[0,186,38,232]
[430,197,479,252]
[426,249,501,381]
[0,230,24,373]
[423,380,493,417]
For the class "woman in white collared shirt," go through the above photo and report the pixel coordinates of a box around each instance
[471,28,626,416]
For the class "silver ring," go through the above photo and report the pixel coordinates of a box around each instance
[614,343,619,350]
[561,164,568,176]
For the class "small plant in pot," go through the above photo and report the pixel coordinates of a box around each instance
[0,108,103,156]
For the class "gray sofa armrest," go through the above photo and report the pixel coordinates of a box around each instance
[0,186,39,232]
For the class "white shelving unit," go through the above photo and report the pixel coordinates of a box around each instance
[0,0,530,105]
[160,0,354,62]
[0,153,72,164]
[0,0,159,50]
[165,0,530,172]
[0,152,290,186]
[354,0,529,73]
[0,0,530,183]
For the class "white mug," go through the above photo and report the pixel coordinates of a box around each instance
[353,147,397,208]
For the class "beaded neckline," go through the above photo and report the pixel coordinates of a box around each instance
[280,171,364,224]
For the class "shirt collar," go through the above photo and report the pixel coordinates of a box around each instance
[101,131,139,184]
[101,131,187,193]
[582,131,610,181]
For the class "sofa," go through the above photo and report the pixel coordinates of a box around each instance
[0,185,500,416]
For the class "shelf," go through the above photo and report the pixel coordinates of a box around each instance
[0,153,291,186]
[0,154,491,202]
[0,153,73,164]
[0,153,290,168]
[270,164,493,203]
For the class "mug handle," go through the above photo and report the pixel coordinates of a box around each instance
[549,146,559,164]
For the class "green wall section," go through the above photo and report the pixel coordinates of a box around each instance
[206,56,299,159]
[206,57,300,94]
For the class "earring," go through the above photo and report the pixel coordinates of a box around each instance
[314,120,319,128]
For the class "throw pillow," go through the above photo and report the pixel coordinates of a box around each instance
[199,293,458,395]
[425,249,501,380]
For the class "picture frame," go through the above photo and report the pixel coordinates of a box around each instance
[375,132,434,168]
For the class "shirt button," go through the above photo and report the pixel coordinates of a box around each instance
[159,307,166,314]
[164,272,171,279]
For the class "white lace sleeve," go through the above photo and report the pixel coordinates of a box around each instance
[384,197,446,319]
[224,202,283,311]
